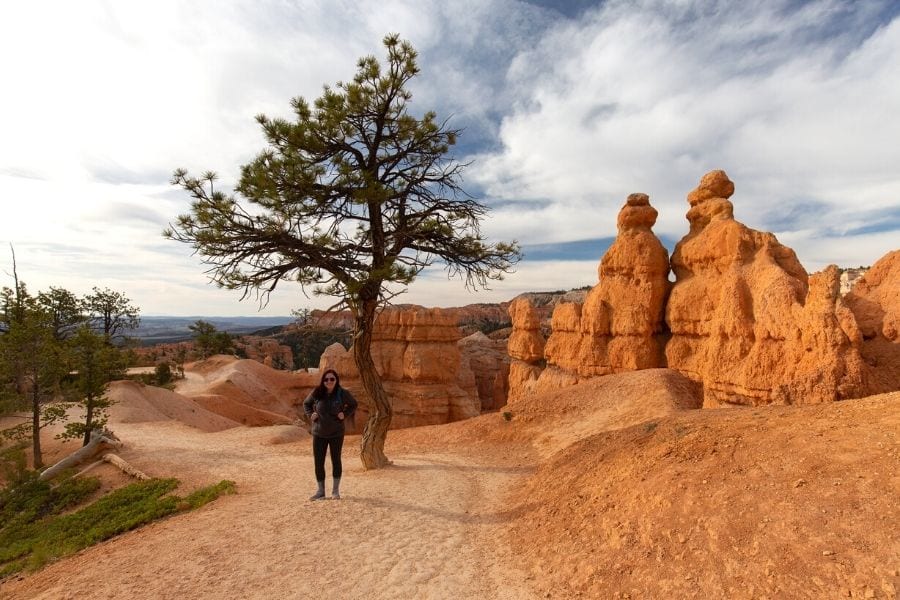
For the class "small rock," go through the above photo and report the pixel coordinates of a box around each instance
[822,550,835,556]
[794,478,807,488]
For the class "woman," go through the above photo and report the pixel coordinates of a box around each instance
[302,369,358,500]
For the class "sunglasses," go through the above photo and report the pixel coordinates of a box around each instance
[324,377,336,382]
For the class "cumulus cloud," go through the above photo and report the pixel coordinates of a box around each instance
[471,0,900,269]
[398,259,599,308]
[1,0,898,315]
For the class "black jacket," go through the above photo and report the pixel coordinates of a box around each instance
[303,387,358,438]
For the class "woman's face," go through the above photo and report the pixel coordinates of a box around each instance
[323,372,337,392]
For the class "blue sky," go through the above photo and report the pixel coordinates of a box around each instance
[1,0,898,315]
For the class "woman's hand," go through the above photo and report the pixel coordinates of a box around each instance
[337,411,345,421]
[310,413,319,422]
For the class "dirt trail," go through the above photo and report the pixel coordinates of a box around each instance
[173,370,211,396]
[4,368,897,599]
[1,422,540,600]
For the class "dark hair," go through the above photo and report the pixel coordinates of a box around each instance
[313,368,341,399]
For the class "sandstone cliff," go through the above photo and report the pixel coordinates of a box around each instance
[543,193,670,385]
[844,250,900,395]
[319,306,479,431]
[506,297,546,404]
[665,170,866,406]
[238,336,294,370]
[508,170,891,408]
[459,331,510,411]
[840,267,868,295]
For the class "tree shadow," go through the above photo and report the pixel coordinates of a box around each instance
[344,457,537,524]
[343,494,538,525]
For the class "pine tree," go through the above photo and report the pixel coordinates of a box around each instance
[60,325,125,446]
[167,35,520,468]
[0,287,69,468]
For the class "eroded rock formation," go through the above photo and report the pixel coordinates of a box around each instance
[184,356,317,426]
[238,336,294,370]
[459,331,510,411]
[665,170,865,406]
[319,306,479,431]
[506,170,893,408]
[844,250,900,394]
[542,193,670,384]
[507,298,546,403]
[840,267,868,295]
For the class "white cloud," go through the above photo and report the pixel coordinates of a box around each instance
[1,0,898,316]
[397,259,598,308]
[472,0,900,267]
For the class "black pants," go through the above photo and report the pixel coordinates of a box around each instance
[312,435,344,482]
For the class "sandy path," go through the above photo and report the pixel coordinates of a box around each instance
[172,370,209,396]
[2,423,540,600]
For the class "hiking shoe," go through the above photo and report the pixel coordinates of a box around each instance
[309,491,326,501]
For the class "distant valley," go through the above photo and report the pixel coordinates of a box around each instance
[133,316,295,345]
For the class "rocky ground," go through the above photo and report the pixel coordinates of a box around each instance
[2,367,898,599]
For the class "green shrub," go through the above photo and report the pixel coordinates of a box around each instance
[155,362,173,385]
[183,479,236,509]
[0,476,236,576]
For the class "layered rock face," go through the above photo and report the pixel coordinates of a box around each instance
[173,355,318,427]
[542,193,670,382]
[508,170,888,408]
[238,336,294,370]
[507,298,546,403]
[319,306,479,431]
[840,267,868,295]
[459,331,510,411]
[844,250,900,394]
[665,170,865,407]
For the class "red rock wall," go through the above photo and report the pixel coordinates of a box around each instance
[844,250,900,395]
[459,331,510,411]
[665,171,866,407]
[238,336,294,370]
[507,298,546,403]
[318,306,479,431]
[543,193,670,381]
[513,170,894,408]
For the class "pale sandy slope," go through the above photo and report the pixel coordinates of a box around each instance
[1,422,540,599]
[3,368,898,599]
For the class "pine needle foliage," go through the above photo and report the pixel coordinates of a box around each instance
[167,34,521,469]
[0,476,236,577]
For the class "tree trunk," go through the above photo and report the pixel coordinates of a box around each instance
[356,299,392,469]
[83,392,95,447]
[83,353,95,447]
[102,453,149,480]
[32,383,42,469]
[39,429,122,481]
